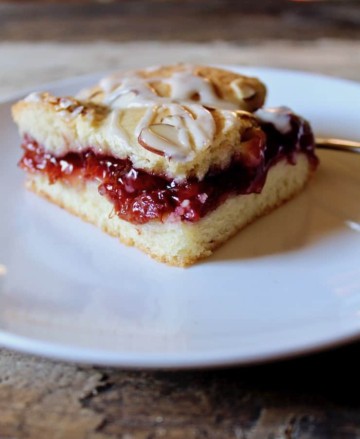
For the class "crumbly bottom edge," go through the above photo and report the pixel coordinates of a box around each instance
[25,154,313,267]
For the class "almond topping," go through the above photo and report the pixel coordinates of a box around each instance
[230,79,256,100]
[59,98,75,109]
[108,89,139,107]
[138,124,191,160]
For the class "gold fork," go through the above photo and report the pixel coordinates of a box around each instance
[316,138,360,154]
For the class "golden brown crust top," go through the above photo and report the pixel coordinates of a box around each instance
[82,64,266,113]
[12,64,266,181]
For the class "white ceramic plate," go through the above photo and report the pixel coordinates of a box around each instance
[1,67,360,369]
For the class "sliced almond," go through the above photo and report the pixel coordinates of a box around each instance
[138,124,190,160]
[59,97,76,109]
[108,89,139,107]
[230,79,256,100]
[24,92,43,103]
[70,105,85,118]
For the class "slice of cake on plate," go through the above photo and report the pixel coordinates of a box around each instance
[12,64,318,266]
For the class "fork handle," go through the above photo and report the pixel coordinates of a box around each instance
[316,137,360,154]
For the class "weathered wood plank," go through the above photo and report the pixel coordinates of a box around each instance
[1,342,360,439]
[0,2,359,42]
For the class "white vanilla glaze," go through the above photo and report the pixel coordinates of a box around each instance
[81,66,242,161]
[24,92,44,103]
[255,107,292,134]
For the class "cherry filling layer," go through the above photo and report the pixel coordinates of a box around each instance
[19,114,318,224]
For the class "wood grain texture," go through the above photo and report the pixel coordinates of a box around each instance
[2,343,360,439]
[0,1,359,42]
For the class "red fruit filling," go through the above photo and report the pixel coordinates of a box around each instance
[19,113,318,224]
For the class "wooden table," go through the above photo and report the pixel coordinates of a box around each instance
[1,3,360,438]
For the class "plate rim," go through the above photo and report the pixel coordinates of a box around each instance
[1,65,360,369]
[1,324,360,369]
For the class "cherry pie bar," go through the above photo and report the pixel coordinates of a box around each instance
[12,64,318,266]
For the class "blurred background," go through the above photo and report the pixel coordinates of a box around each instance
[0,1,359,97]
[1,0,359,42]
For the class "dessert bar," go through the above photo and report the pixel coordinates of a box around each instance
[12,65,318,266]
